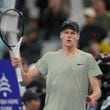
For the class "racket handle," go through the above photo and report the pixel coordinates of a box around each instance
[16,67,23,82]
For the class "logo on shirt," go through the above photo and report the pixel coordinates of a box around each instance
[77,63,84,66]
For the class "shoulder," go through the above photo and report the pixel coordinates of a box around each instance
[106,11,110,16]
[79,50,94,59]
[104,11,110,18]
[42,51,60,58]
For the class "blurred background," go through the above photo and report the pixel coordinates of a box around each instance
[0,0,110,110]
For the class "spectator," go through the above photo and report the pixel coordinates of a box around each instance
[36,0,48,17]
[25,18,39,29]
[99,33,110,53]
[92,0,110,32]
[22,63,46,110]
[21,28,42,65]
[39,0,70,54]
[79,7,107,50]
[22,90,41,110]
[26,71,46,110]
[40,0,69,40]
[87,40,101,59]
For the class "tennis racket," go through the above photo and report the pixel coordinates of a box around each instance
[0,9,24,83]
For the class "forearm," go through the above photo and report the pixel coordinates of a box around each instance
[20,64,40,86]
[89,77,101,101]
[20,70,30,85]
[91,89,101,101]
[11,56,40,85]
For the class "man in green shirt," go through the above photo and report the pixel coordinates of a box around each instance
[12,19,102,110]
[92,0,110,32]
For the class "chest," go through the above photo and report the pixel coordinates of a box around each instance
[48,57,87,78]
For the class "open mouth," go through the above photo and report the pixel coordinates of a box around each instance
[66,39,72,42]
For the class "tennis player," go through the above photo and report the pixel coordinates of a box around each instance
[12,19,102,110]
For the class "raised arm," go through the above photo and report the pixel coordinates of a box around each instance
[11,56,40,85]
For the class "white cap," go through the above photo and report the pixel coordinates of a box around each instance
[84,8,96,17]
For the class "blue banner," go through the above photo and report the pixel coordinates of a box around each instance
[0,59,23,110]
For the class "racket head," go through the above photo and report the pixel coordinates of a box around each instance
[0,9,24,50]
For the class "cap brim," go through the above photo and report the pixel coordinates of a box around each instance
[61,25,79,32]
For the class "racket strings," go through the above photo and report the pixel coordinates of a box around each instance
[0,9,24,49]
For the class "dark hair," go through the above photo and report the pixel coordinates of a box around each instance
[22,90,40,104]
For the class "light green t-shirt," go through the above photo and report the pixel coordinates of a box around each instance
[36,49,102,110]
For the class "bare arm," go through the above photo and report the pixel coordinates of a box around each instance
[20,66,41,85]
[86,76,101,106]
[12,56,41,85]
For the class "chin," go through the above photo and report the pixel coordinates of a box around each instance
[65,44,73,48]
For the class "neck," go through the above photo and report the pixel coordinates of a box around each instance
[62,47,78,56]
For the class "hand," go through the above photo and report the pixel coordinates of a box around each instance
[11,56,22,68]
[86,95,97,107]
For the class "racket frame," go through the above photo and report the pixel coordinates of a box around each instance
[0,9,24,51]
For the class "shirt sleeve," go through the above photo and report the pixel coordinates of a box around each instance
[35,53,49,75]
[87,54,102,79]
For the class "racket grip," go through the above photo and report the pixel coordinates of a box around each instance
[16,67,23,82]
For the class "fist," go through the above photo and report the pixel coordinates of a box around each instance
[86,96,97,107]
[11,56,22,67]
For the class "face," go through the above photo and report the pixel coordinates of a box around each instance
[26,100,41,110]
[49,0,62,11]
[85,15,95,24]
[93,0,105,12]
[28,32,37,41]
[89,42,100,54]
[60,29,79,48]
